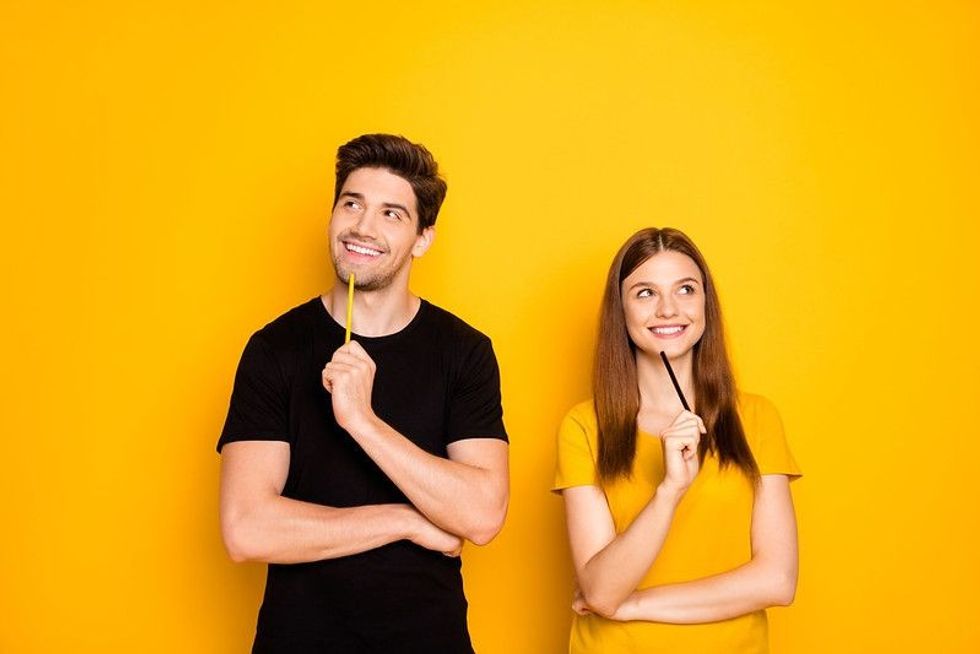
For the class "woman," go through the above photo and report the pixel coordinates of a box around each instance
[554,227,801,653]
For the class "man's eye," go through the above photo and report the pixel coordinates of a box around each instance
[384,210,402,220]
[344,201,360,209]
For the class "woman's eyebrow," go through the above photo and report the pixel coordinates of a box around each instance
[628,277,701,290]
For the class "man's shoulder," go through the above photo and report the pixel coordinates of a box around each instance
[250,297,322,350]
[420,300,493,347]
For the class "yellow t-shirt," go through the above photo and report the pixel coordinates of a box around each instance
[553,393,802,654]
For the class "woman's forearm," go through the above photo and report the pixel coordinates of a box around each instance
[614,558,797,624]
[577,484,683,616]
[612,474,800,624]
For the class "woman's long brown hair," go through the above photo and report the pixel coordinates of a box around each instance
[593,227,759,481]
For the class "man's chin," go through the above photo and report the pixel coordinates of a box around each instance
[331,260,362,286]
[354,276,392,292]
[333,268,391,292]
[332,255,407,292]
[331,266,352,284]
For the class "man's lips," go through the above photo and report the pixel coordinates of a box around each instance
[648,324,689,338]
[342,240,384,258]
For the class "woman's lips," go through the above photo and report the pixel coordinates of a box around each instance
[648,324,688,338]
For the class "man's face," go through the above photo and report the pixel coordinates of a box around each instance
[328,167,433,291]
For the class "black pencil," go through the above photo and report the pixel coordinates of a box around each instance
[659,351,691,411]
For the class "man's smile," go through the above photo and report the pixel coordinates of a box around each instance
[342,240,384,258]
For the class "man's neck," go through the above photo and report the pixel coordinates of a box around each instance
[321,281,420,338]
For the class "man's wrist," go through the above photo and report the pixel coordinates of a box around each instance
[391,504,419,541]
[344,411,383,440]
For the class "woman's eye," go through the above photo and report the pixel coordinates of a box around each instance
[678,284,695,295]
[637,288,653,298]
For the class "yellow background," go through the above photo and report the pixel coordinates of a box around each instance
[2,1,978,652]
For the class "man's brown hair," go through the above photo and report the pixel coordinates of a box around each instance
[334,134,447,233]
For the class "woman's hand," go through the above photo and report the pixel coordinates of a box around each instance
[572,588,592,616]
[572,588,639,622]
[659,410,706,494]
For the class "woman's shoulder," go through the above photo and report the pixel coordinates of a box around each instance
[562,399,598,431]
[736,390,780,419]
[554,400,601,488]
[737,391,779,434]
[736,391,801,477]
[557,400,601,448]
[736,391,787,447]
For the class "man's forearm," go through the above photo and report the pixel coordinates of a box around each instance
[222,497,414,564]
[345,415,506,544]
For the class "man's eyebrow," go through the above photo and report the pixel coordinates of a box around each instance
[382,202,412,217]
[338,193,413,218]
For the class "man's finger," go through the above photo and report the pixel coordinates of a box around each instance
[343,339,373,360]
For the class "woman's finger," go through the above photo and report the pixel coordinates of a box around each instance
[665,437,698,453]
[661,430,700,447]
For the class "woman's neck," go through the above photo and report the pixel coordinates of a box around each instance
[636,349,695,416]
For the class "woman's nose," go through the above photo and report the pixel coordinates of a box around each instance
[656,295,678,319]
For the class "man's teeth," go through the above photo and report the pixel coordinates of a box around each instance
[345,243,381,256]
[652,326,685,335]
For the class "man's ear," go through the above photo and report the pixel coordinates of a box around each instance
[412,226,435,258]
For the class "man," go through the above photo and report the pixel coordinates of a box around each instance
[218,134,509,653]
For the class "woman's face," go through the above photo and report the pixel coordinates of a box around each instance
[621,250,707,360]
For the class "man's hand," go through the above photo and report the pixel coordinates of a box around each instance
[322,340,378,432]
[405,508,464,557]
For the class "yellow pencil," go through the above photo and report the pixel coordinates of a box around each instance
[345,274,355,344]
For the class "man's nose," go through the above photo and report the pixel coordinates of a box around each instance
[352,208,379,238]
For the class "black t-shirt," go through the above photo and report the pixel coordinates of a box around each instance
[218,297,507,653]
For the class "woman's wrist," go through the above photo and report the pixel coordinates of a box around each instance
[611,593,640,621]
[655,482,686,504]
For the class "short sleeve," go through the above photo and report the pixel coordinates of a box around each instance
[745,395,802,480]
[552,407,599,492]
[446,337,508,444]
[217,332,291,452]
